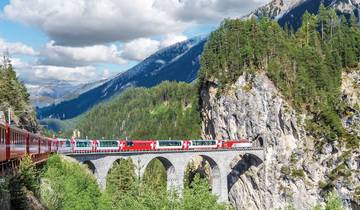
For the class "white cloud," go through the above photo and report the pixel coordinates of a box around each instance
[160,34,188,48]
[32,65,100,82]
[4,0,188,46]
[12,58,110,84]
[121,34,188,61]
[3,0,267,46]
[0,38,38,56]
[121,38,160,61]
[40,41,127,66]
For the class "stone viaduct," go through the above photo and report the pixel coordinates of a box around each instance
[67,148,264,202]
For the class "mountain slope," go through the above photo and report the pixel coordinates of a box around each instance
[67,81,201,139]
[38,37,206,120]
[27,79,107,108]
[247,0,360,29]
[244,0,307,19]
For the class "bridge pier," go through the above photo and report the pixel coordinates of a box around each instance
[218,165,229,202]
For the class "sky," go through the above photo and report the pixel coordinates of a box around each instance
[0,0,268,85]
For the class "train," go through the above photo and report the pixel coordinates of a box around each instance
[57,138,252,153]
[0,122,253,163]
[0,122,58,163]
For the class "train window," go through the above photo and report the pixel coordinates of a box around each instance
[76,141,90,147]
[0,127,3,144]
[126,141,134,147]
[159,141,182,147]
[100,141,117,147]
[66,140,71,147]
[192,140,216,146]
[0,128,3,144]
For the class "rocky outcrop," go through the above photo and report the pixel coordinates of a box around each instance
[200,71,360,210]
[341,70,360,137]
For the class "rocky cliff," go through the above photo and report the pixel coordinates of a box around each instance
[200,71,360,210]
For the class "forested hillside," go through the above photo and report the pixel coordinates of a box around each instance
[72,81,201,139]
[199,6,360,149]
[0,55,38,131]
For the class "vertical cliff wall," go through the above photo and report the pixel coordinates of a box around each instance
[200,71,360,210]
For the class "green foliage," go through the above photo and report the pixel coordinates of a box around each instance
[310,192,345,210]
[104,158,232,210]
[41,155,104,210]
[324,192,345,210]
[281,166,291,176]
[319,180,334,192]
[143,158,167,192]
[0,55,38,132]
[199,8,360,149]
[291,168,305,178]
[311,204,323,210]
[19,155,39,193]
[106,158,137,208]
[182,174,233,210]
[8,155,40,210]
[354,187,360,204]
[283,203,297,210]
[72,81,201,139]
[329,164,352,180]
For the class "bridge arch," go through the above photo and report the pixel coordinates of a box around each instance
[227,153,263,192]
[83,160,96,174]
[144,156,178,190]
[184,155,222,197]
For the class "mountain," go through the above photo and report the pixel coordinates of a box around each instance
[38,37,206,120]
[26,79,107,108]
[38,0,360,120]
[247,0,360,29]
[244,0,307,20]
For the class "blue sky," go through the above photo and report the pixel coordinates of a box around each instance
[0,0,266,85]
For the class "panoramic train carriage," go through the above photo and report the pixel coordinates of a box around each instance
[96,140,119,152]
[155,140,184,150]
[188,140,222,150]
[73,139,93,153]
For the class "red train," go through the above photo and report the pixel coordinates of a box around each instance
[0,122,58,163]
[57,138,252,153]
[0,122,253,160]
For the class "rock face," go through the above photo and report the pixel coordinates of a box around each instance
[200,71,360,210]
[341,71,360,137]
